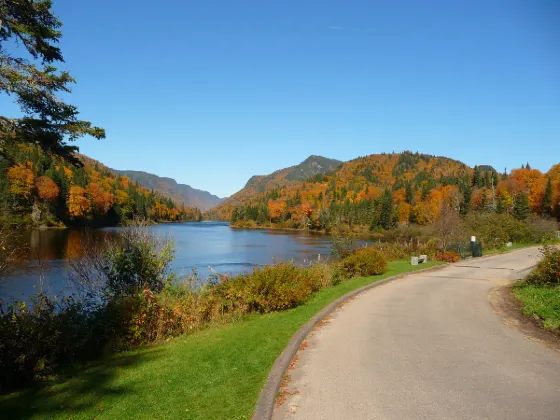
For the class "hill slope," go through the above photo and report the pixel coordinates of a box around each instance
[209,151,560,229]
[0,144,201,226]
[217,155,341,209]
[115,170,223,212]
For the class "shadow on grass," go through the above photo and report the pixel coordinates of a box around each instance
[0,349,163,420]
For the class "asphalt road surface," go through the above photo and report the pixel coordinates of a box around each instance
[273,247,560,420]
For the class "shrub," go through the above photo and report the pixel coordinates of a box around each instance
[217,262,317,314]
[526,246,560,286]
[339,247,388,279]
[104,227,176,297]
[435,250,461,263]
[0,294,123,392]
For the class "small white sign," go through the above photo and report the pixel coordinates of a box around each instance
[471,236,476,242]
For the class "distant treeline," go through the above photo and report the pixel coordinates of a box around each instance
[208,152,560,230]
[0,142,201,227]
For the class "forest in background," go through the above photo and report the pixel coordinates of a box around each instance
[208,152,560,232]
[0,142,202,227]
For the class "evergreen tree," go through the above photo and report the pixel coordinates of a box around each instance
[380,189,394,230]
[405,181,414,204]
[472,166,481,187]
[526,162,531,170]
[0,0,105,164]
[541,177,553,217]
[514,191,530,220]
[496,197,504,213]
[492,171,499,187]
[480,189,488,210]
[460,183,472,215]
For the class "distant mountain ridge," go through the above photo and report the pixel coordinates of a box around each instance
[237,155,341,197]
[210,155,342,216]
[115,170,224,211]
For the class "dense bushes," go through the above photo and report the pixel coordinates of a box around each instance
[339,247,388,279]
[464,213,557,249]
[526,246,560,286]
[0,295,122,391]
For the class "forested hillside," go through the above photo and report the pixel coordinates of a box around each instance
[0,143,201,227]
[115,170,223,211]
[211,155,341,213]
[209,151,560,230]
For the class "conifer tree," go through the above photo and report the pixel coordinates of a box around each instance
[541,177,552,217]
[0,0,105,164]
[380,188,394,230]
[514,191,530,220]
[460,182,472,215]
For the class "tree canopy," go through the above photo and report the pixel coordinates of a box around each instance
[0,0,104,165]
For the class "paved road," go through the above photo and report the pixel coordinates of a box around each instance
[273,248,560,420]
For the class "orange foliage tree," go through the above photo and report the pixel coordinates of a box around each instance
[86,182,114,215]
[36,176,59,202]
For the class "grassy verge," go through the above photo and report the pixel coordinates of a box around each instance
[484,242,542,256]
[514,283,560,331]
[0,260,441,420]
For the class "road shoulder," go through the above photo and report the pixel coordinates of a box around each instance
[489,284,560,353]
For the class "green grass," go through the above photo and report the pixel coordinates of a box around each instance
[484,242,542,256]
[0,261,441,420]
[514,283,560,331]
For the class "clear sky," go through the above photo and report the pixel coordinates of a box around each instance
[1,0,559,197]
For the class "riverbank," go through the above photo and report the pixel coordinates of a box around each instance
[0,260,442,420]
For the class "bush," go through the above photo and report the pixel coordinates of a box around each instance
[216,262,317,314]
[104,226,176,297]
[0,295,124,392]
[435,250,461,263]
[339,247,388,279]
[526,246,560,286]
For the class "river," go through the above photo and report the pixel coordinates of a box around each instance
[0,222,334,303]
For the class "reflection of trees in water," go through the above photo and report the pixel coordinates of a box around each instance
[65,230,83,260]
[15,229,117,263]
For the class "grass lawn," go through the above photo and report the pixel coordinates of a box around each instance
[0,261,441,420]
[514,283,560,331]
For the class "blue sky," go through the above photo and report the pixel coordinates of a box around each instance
[1,0,558,197]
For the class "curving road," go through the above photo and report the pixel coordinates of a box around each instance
[273,248,560,420]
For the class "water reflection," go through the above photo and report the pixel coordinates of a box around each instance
[0,222,333,302]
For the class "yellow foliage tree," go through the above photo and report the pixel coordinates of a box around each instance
[7,163,36,198]
[68,186,91,217]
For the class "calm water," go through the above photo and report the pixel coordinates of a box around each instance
[0,222,333,302]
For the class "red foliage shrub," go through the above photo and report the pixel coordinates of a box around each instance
[435,250,461,263]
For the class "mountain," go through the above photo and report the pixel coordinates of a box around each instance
[115,170,223,212]
[219,155,342,208]
[209,151,560,228]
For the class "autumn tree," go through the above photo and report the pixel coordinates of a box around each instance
[35,175,59,202]
[7,163,35,198]
[0,0,105,163]
[86,182,114,215]
[68,186,90,217]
